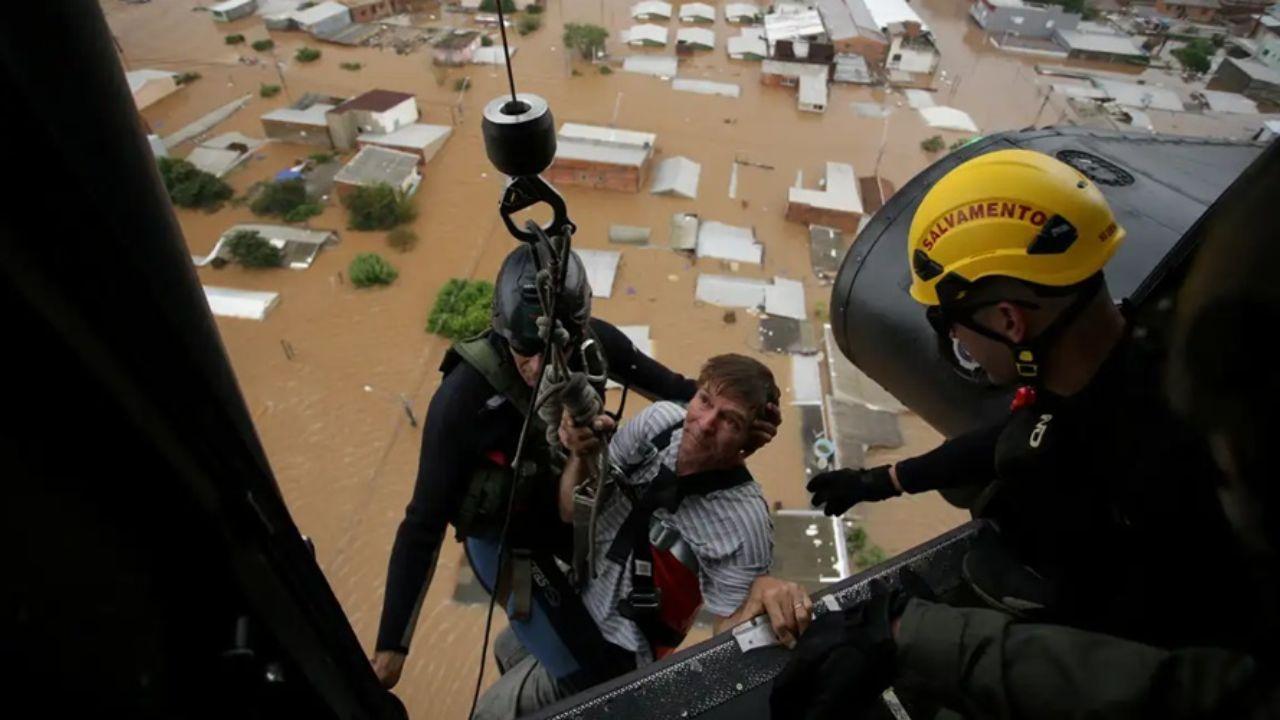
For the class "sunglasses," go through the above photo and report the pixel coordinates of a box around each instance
[925,299,1040,336]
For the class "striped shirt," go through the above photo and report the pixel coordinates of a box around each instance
[581,401,773,664]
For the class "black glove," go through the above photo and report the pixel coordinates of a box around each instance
[807,465,900,516]
[769,580,899,720]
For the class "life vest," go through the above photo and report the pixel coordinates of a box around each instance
[605,421,753,659]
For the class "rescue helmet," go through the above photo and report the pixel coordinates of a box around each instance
[492,244,592,356]
[907,149,1125,307]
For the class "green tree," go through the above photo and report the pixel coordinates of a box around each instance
[225,230,284,268]
[950,137,975,151]
[342,184,417,231]
[526,3,544,14]
[921,135,945,153]
[349,253,399,288]
[295,46,321,63]
[1173,43,1211,74]
[481,35,495,47]
[479,0,517,11]
[309,152,335,164]
[518,15,542,35]
[563,23,608,60]
[387,226,419,253]
[599,65,613,75]
[427,279,495,340]
[250,178,310,217]
[251,39,275,51]
[260,83,281,98]
[175,71,201,85]
[225,33,245,45]
[157,158,233,210]
[283,203,323,223]
[340,61,363,71]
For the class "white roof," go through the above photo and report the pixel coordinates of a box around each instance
[765,9,825,42]
[790,162,861,214]
[904,88,934,109]
[126,69,176,93]
[631,1,673,18]
[623,55,680,76]
[650,156,702,198]
[573,249,622,299]
[1199,90,1258,114]
[695,274,769,308]
[556,123,656,167]
[1055,29,1145,57]
[863,0,928,32]
[358,123,453,151]
[624,24,669,45]
[725,2,760,20]
[185,134,266,177]
[672,78,740,97]
[334,145,421,186]
[210,0,255,12]
[204,286,280,321]
[676,27,716,48]
[679,2,716,21]
[765,277,807,320]
[790,354,823,405]
[798,73,828,108]
[697,221,762,264]
[670,212,699,250]
[261,102,335,126]
[472,45,518,64]
[294,0,349,25]
[728,33,768,58]
[220,223,336,246]
[1095,79,1183,112]
[920,106,979,132]
[762,59,830,78]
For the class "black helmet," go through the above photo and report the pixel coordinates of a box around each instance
[492,244,592,356]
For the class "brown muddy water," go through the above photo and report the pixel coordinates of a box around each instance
[101,0,1249,716]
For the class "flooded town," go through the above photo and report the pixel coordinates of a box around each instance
[98,0,1279,717]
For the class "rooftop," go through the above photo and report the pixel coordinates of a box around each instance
[677,27,717,47]
[433,29,482,50]
[725,3,761,20]
[624,23,670,44]
[333,145,421,187]
[261,102,336,126]
[631,0,673,17]
[789,162,862,213]
[126,68,176,92]
[1055,28,1147,56]
[209,0,256,11]
[333,89,415,113]
[555,123,657,167]
[1163,0,1220,8]
[293,1,350,24]
[679,2,716,21]
[764,9,826,42]
[1225,56,1280,83]
[728,32,768,57]
[358,123,452,151]
[862,0,928,32]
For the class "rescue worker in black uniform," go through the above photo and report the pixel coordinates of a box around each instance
[372,244,790,692]
[801,149,1261,650]
[772,147,1279,719]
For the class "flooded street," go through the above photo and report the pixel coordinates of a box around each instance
[101,0,1253,715]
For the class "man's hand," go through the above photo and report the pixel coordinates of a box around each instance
[371,650,406,689]
[743,402,782,457]
[769,582,898,720]
[558,411,616,456]
[726,575,813,648]
[806,465,901,517]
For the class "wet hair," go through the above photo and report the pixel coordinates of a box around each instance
[697,354,780,420]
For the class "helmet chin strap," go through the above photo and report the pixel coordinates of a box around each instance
[955,274,1105,387]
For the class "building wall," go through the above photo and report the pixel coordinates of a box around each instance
[1208,60,1280,102]
[1154,0,1218,22]
[433,40,480,66]
[345,0,410,22]
[133,78,179,110]
[370,98,420,132]
[971,0,1081,38]
[785,203,861,232]
[545,159,642,192]
[832,35,890,66]
[262,119,334,147]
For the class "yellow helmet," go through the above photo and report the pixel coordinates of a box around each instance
[907,149,1125,307]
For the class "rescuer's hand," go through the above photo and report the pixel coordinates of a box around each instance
[371,650,406,689]
[806,465,901,516]
[769,581,898,720]
[743,402,782,457]
[559,411,616,456]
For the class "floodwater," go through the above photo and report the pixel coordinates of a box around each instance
[102,0,1250,716]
